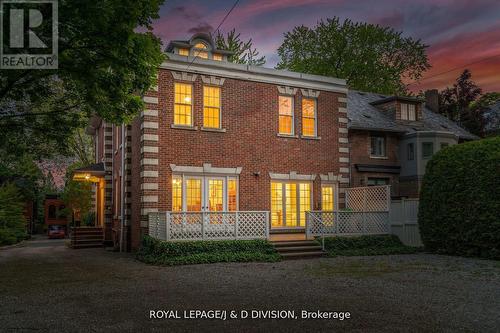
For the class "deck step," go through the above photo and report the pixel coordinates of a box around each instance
[275,246,323,253]
[280,251,325,259]
[271,241,319,247]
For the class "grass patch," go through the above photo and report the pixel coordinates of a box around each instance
[321,235,420,257]
[136,236,281,266]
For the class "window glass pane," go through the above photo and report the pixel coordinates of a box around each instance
[408,104,416,120]
[194,42,207,49]
[172,177,182,211]
[302,98,316,137]
[203,86,221,128]
[401,103,408,120]
[208,179,223,212]
[370,135,386,156]
[407,143,414,160]
[228,179,237,211]
[285,183,297,227]
[271,182,283,227]
[322,186,334,211]
[422,142,434,158]
[179,48,189,56]
[174,83,192,126]
[213,53,223,61]
[194,50,208,59]
[298,183,311,227]
[279,96,293,135]
[186,179,202,211]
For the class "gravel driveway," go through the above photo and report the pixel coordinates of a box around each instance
[1,237,499,332]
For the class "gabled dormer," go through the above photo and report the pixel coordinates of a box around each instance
[165,33,233,62]
[370,96,424,122]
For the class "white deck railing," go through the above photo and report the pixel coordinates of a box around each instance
[148,211,270,241]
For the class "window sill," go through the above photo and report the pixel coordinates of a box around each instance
[370,155,388,160]
[171,124,198,131]
[277,133,298,139]
[201,127,226,133]
[301,135,321,140]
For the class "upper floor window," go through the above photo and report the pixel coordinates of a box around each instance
[407,143,415,160]
[278,96,294,135]
[422,142,434,159]
[194,42,207,49]
[213,53,223,61]
[203,86,221,128]
[174,83,193,126]
[370,134,386,157]
[302,98,316,137]
[193,42,209,59]
[401,103,416,121]
[179,48,189,56]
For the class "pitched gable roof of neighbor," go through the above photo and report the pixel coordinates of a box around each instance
[347,90,478,140]
[483,100,500,135]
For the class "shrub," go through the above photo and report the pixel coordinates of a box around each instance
[0,183,27,246]
[321,235,419,256]
[137,236,281,266]
[419,137,500,259]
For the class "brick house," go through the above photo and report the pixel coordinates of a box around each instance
[82,33,475,251]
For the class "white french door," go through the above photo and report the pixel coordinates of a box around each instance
[173,175,238,212]
[270,181,312,228]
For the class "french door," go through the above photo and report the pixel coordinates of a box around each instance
[173,175,238,212]
[270,181,312,228]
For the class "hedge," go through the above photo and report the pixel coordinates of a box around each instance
[0,183,27,246]
[137,236,281,266]
[321,235,419,256]
[419,137,500,259]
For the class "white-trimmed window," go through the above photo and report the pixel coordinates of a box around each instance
[171,175,238,212]
[179,48,189,56]
[370,134,386,157]
[321,184,335,211]
[203,86,221,128]
[193,42,209,59]
[174,83,193,126]
[401,103,416,121]
[278,96,294,135]
[302,98,317,137]
[213,53,223,61]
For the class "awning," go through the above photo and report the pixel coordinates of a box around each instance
[72,163,105,183]
[355,164,401,174]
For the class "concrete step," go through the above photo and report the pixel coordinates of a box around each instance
[276,245,323,253]
[71,243,104,249]
[280,251,325,260]
[271,240,319,247]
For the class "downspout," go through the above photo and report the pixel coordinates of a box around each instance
[120,124,126,252]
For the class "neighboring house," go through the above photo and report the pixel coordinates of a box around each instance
[348,90,477,197]
[80,33,476,251]
[483,100,500,137]
[44,194,67,230]
[84,33,349,250]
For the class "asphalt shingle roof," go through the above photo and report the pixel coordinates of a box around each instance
[347,90,478,140]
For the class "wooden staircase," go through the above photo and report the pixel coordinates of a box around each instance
[70,227,104,249]
[271,240,326,259]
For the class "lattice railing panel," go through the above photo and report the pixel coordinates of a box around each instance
[345,185,390,212]
[148,211,269,241]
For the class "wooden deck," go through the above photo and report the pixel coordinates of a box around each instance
[269,233,314,242]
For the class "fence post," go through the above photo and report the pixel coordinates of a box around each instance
[265,211,270,239]
[235,211,239,240]
[166,212,170,241]
[201,212,205,240]
[386,186,391,233]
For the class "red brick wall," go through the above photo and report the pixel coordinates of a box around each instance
[349,130,400,195]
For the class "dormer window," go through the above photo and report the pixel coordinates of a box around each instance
[213,53,223,61]
[179,48,189,56]
[193,42,209,59]
[401,103,416,121]
[166,34,234,62]
[194,42,207,49]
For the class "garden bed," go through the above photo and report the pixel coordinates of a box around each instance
[137,236,281,266]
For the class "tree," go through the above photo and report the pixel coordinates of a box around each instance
[0,183,28,245]
[214,29,266,66]
[0,0,166,125]
[438,70,482,135]
[276,18,430,95]
[61,163,93,226]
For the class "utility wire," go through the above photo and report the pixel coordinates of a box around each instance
[186,0,241,70]
[407,53,500,87]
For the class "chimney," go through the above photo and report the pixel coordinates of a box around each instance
[425,89,439,113]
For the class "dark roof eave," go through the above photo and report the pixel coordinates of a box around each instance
[348,125,406,134]
[370,96,424,106]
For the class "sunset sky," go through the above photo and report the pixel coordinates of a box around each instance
[152,0,500,93]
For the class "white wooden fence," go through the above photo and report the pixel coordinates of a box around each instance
[306,185,391,238]
[148,211,269,241]
[390,199,422,247]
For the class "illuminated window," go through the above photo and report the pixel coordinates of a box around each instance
[279,96,294,135]
[186,179,202,211]
[213,53,223,61]
[172,177,182,211]
[271,182,283,227]
[203,86,221,128]
[179,48,189,56]
[322,185,334,211]
[208,179,224,212]
[285,183,297,228]
[228,179,237,211]
[302,98,316,137]
[174,83,192,126]
[194,50,208,59]
[298,183,311,226]
[194,42,207,49]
